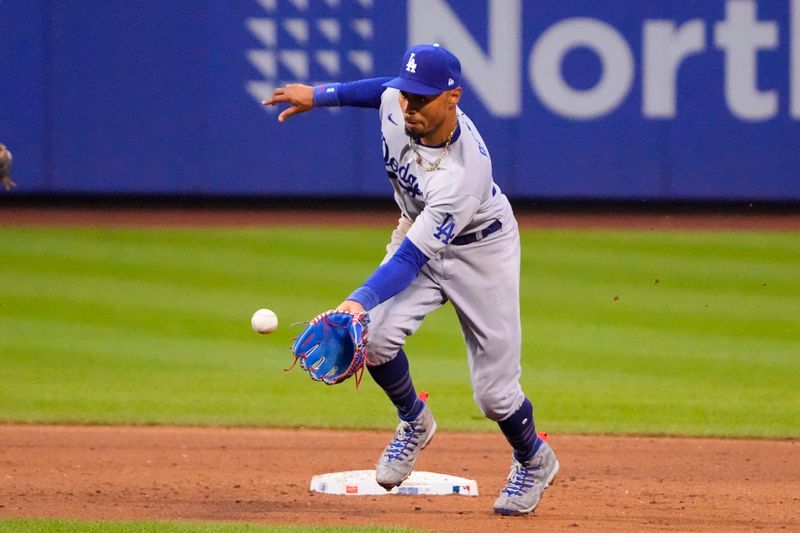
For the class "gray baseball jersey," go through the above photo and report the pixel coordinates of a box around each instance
[379,88,513,256]
[367,88,525,422]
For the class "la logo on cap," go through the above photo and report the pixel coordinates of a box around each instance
[406,53,417,73]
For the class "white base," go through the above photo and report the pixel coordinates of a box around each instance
[310,469,479,496]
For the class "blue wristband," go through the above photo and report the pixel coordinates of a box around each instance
[313,83,342,107]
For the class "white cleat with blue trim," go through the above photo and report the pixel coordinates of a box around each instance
[375,405,437,491]
[493,440,560,515]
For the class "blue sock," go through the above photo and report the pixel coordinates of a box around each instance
[497,398,541,462]
[367,349,424,421]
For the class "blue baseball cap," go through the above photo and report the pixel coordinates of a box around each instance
[382,44,461,96]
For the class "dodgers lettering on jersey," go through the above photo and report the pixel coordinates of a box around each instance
[382,135,422,199]
[379,88,513,258]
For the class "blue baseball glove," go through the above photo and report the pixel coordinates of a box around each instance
[289,310,369,386]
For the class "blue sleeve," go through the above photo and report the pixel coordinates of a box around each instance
[313,77,392,109]
[346,237,430,311]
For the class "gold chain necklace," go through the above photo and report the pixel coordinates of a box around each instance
[408,125,457,173]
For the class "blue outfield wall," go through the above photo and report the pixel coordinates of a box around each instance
[1,0,799,200]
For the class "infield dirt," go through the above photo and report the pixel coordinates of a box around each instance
[1,425,798,532]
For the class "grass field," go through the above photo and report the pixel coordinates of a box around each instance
[1,225,798,438]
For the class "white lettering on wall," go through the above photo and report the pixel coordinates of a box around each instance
[715,0,779,121]
[529,18,634,120]
[405,0,796,121]
[643,20,706,118]
[408,0,521,117]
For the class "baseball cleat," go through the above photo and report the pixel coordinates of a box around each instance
[492,440,559,516]
[375,404,437,490]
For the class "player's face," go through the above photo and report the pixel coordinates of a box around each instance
[399,88,461,144]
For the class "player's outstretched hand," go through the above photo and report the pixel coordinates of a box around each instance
[262,83,314,122]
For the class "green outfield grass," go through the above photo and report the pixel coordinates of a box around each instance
[0,519,423,533]
[0,225,798,438]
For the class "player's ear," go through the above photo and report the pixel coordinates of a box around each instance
[448,88,462,106]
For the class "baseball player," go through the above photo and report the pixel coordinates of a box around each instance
[264,44,559,515]
[0,144,15,192]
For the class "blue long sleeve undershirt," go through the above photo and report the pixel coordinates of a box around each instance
[347,237,430,311]
[313,77,392,109]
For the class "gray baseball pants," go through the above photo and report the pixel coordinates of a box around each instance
[366,216,525,422]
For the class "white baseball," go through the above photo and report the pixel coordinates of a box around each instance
[251,308,278,334]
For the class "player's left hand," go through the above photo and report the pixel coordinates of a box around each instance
[262,83,314,122]
[336,300,366,315]
[1,176,15,191]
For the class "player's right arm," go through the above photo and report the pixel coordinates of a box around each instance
[262,77,391,121]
